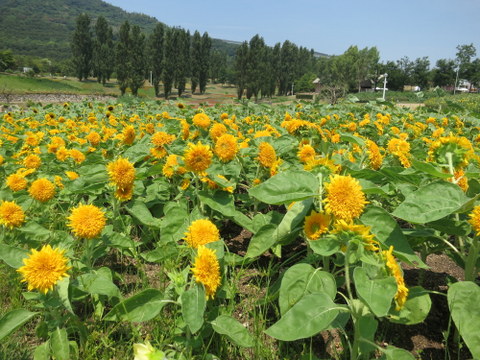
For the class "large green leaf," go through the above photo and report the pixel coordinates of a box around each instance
[160,201,189,242]
[390,286,431,325]
[125,200,161,228]
[361,206,426,268]
[140,241,178,263]
[353,267,397,317]
[245,199,312,258]
[198,190,236,217]
[265,293,339,341]
[448,281,480,359]
[51,327,69,360]
[181,283,206,333]
[248,170,318,205]
[33,341,50,360]
[0,244,28,268]
[122,136,150,163]
[379,345,415,360]
[77,267,121,298]
[308,236,341,256]
[104,289,167,322]
[279,264,336,315]
[0,309,37,341]
[245,224,278,258]
[211,315,254,348]
[391,181,469,224]
[411,159,451,179]
[17,222,51,241]
[199,190,254,232]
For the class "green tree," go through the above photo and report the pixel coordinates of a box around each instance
[355,47,380,92]
[432,59,456,87]
[0,50,15,71]
[129,25,146,96]
[174,28,190,97]
[93,16,114,85]
[210,49,227,84]
[245,34,266,100]
[278,40,298,96]
[199,32,211,94]
[411,56,430,90]
[190,31,202,94]
[456,43,477,82]
[116,21,131,95]
[163,28,176,99]
[148,23,165,97]
[71,13,93,81]
[234,41,249,99]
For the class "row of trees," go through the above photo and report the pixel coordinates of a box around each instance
[71,14,212,98]
[234,36,317,100]
[9,13,479,99]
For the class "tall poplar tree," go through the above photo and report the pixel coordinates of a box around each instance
[129,25,146,96]
[190,31,202,94]
[234,42,249,99]
[199,32,211,94]
[116,21,131,95]
[175,28,190,97]
[148,23,165,97]
[163,28,176,99]
[71,13,93,81]
[93,16,113,85]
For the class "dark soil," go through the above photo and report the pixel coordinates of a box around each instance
[223,219,474,359]
[382,254,471,360]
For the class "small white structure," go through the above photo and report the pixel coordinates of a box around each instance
[23,67,32,73]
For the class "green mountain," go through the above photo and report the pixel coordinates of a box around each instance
[0,0,239,60]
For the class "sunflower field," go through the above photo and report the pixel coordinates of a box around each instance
[1,99,480,360]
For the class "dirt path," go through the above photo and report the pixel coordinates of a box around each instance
[0,93,116,106]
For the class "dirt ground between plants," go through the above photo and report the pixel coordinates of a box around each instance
[389,254,471,359]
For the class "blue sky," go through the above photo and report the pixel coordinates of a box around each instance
[105,0,480,65]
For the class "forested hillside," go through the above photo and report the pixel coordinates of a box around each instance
[0,0,237,59]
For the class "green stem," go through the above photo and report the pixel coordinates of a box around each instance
[465,236,479,282]
[351,316,361,360]
[344,243,354,301]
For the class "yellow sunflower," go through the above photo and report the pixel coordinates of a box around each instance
[192,113,211,129]
[210,122,228,140]
[332,220,379,251]
[23,154,42,169]
[65,171,79,180]
[69,149,86,164]
[115,184,134,202]
[214,134,238,162]
[6,174,28,192]
[28,178,55,202]
[162,154,179,178]
[68,204,106,239]
[191,246,221,299]
[324,175,367,221]
[383,246,409,310]
[298,144,316,164]
[304,210,331,240]
[257,142,276,168]
[0,201,25,229]
[184,142,213,173]
[17,245,71,294]
[366,140,383,170]
[151,131,176,147]
[184,219,220,248]
[86,131,101,147]
[122,125,136,145]
[107,157,135,190]
[469,205,480,236]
